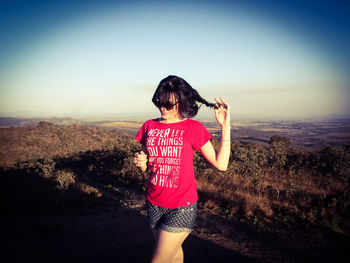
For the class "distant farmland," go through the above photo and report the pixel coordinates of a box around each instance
[90,118,350,152]
[1,116,349,151]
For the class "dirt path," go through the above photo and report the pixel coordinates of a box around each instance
[2,174,349,263]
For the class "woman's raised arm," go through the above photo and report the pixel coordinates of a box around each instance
[200,98,231,171]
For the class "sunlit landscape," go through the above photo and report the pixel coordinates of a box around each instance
[1,116,349,262]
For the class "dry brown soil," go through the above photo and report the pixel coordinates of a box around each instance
[2,175,349,263]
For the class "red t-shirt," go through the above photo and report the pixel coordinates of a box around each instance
[135,118,212,208]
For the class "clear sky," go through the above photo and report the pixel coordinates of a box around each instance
[1,0,349,120]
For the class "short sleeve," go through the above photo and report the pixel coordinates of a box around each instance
[191,122,212,151]
[135,121,148,147]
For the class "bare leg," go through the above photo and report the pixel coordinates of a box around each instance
[170,246,184,263]
[151,229,189,263]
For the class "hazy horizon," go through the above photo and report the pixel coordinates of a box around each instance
[1,110,350,123]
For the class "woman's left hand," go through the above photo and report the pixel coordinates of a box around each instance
[213,97,230,128]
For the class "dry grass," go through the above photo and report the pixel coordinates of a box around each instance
[196,156,349,234]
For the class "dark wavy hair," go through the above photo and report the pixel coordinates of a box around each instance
[152,75,217,118]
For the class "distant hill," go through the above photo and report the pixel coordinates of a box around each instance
[0,121,138,167]
[0,117,83,127]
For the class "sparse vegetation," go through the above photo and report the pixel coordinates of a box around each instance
[0,121,349,237]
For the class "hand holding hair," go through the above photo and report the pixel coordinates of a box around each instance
[213,97,230,129]
[213,98,228,109]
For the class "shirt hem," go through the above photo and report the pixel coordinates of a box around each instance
[146,197,198,209]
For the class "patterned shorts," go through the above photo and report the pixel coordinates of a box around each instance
[146,201,198,233]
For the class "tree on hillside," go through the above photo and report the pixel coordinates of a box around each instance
[267,135,291,170]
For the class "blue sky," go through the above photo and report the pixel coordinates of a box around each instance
[0,0,349,120]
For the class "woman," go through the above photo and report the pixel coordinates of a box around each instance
[134,75,230,263]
